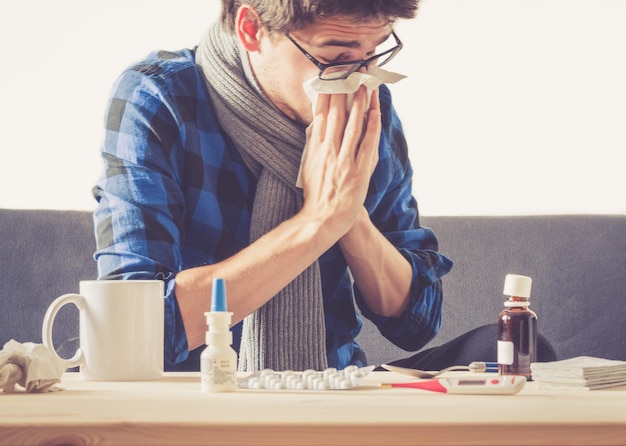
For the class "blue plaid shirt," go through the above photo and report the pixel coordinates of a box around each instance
[93,48,453,371]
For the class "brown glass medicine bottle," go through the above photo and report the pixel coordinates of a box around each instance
[497,274,537,380]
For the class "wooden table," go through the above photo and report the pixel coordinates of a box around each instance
[1,371,625,445]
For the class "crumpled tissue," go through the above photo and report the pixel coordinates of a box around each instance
[0,339,67,393]
[297,65,406,187]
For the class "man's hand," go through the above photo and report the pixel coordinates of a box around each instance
[300,85,412,318]
[299,85,381,239]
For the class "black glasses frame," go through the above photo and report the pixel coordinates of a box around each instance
[286,31,403,80]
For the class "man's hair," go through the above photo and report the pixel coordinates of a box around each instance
[220,0,419,34]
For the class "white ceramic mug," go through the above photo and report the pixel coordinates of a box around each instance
[42,280,164,381]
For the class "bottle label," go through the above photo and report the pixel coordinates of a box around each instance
[497,340,514,365]
[201,355,236,392]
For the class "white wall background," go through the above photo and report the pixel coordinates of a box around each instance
[1,0,624,216]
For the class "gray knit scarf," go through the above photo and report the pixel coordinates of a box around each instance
[196,23,328,372]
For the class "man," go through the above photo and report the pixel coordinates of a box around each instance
[93,0,454,372]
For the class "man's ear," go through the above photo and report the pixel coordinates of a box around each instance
[236,6,263,52]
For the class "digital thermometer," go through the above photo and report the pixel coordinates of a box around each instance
[381,375,527,395]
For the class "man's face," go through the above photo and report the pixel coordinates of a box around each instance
[248,17,394,126]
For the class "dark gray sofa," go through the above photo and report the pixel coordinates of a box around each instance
[1,208,624,366]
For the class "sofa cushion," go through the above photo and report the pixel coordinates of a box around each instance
[1,209,624,368]
[0,209,97,358]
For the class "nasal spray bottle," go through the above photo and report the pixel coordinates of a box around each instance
[201,278,237,392]
[497,274,537,380]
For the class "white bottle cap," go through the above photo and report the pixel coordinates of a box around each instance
[503,274,532,298]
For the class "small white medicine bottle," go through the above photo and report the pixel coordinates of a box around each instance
[497,274,537,380]
[200,278,237,392]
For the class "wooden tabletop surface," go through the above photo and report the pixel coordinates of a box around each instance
[1,371,626,445]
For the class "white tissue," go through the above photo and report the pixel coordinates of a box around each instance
[0,339,67,393]
[303,65,406,111]
[296,66,406,188]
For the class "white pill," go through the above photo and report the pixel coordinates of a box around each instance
[246,377,262,388]
[323,368,338,378]
[287,374,302,383]
[308,375,322,386]
[316,380,331,390]
[344,365,358,374]
[264,376,280,387]
[338,378,352,389]
[287,380,305,390]
[272,381,287,390]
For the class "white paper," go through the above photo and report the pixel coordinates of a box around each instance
[297,66,406,188]
[531,356,626,390]
[302,65,406,111]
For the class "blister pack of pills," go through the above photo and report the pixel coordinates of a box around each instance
[238,365,376,390]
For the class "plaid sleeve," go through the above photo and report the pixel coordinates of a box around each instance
[354,85,454,352]
[92,61,189,365]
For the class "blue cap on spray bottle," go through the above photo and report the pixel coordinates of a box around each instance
[210,278,227,312]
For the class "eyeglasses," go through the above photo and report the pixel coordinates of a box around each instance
[286,31,403,81]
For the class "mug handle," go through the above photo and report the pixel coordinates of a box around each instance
[42,293,86,369]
